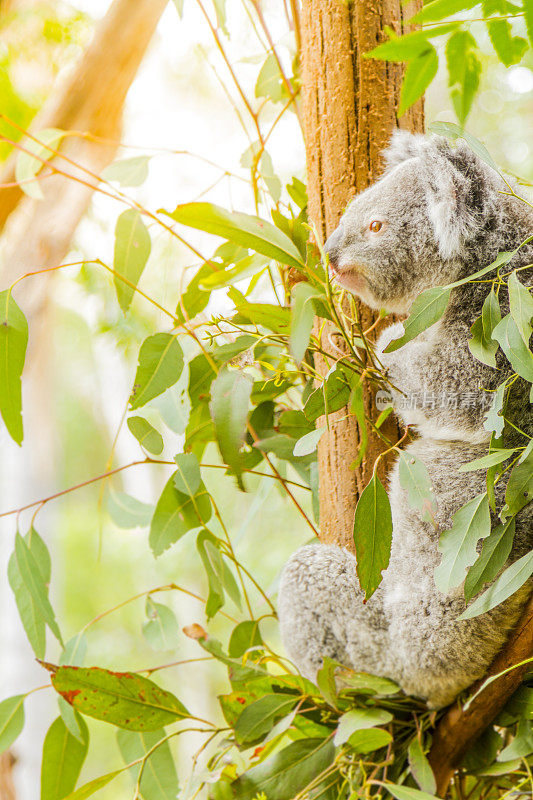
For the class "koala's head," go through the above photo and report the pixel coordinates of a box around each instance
[325,131,501,313]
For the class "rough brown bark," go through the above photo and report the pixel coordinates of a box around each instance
[429,595,533,797]
[301,0,424,550]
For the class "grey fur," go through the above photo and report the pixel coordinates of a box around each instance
[278,132,533,708]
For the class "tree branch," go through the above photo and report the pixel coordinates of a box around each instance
[429,593,533,797]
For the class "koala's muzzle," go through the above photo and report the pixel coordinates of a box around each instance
[324,226,343,271]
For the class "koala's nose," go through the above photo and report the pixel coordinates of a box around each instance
[324,226,343,270]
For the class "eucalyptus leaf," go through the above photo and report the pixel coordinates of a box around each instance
[399,47,439,116]
[127,416,164,455]
[464,518,515,603]
[384,287,451,352]
[353,474,393,599]
[0,695,25,755]
[0,290,28,445]
[210,368,253,489]
[41,715,88,800]
[113,209,151,312]
[117,727,179,800]
[162,202,304,270]
[460,549,533,619]
[47,663,190,730]
[434,493,491,593]
[102,156,150,187]
[130,334,184,410]
[149,475,212,556]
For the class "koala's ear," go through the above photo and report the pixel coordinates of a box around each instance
[425,138,499,260]
[382,130,428,172]
[425,162,474,260]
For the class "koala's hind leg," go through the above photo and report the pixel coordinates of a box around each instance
[278,544,393,682]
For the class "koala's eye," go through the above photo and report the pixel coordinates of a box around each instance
[369,220,383,233]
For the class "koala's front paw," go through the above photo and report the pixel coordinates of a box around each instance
[375,322,405,360]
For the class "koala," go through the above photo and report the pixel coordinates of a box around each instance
[278,132,533,709]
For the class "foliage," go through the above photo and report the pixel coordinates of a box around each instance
[0,1,532,798]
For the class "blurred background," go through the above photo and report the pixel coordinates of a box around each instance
[0,1,531,797]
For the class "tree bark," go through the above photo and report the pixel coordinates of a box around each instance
[300,0,424,550]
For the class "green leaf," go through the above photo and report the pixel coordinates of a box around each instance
[47,663,190,730]
[0,290,28,445]
[127,416,164,455]
[113,209,151,313]
[353,475,393,600]
[336,670,400,696]
[230,290,291,334]
[508,271,533,346]
[14,532,63,645]
[8,538,46,659]
[41,715,89,800]
[60,771,123,800]
[386,784,439,800]
[366,24,459,60]
[349,380,368,469]
[293,426,326,457]
[398,451,437,525]
[102,156,150,187]
[399,47,439,116]
[234,694,298,745]
[175,262,211,323]
[459,448,516,472]
[384,287,451,352]
[446,31,482,124]
[199,253,268,289]
[162,202,304,270]
[0,695,25,755]
[469,288,502,368]
[334,708,393,746]
[231,737,335,800]
[434,493,491,593]
[290,283,322,364]
[58,698,86,743]
[410,0,480,23]
[460,549,533,619]
[173,453,201,496]
[197,530,225,620]
[346,728,393,753]
[142,598,180,651]
[255,53,286,103]
[60,633,88,667]
[117,728,179,800]
[228,620,263,658]
[149,474,212,556]
[464,518,515,601]
[130,334,184,410]
[15,128,65,199]
[304,363,353,422]
[492,313,533,382]
[408,737,437,795]
[210,368,253,489]
[485,11,528,66]
[498,718,533,760]
[504,444,533,515]
[107,489,153,529]
[483,381,507,437]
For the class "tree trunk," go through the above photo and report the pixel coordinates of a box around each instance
[301,0,424,549]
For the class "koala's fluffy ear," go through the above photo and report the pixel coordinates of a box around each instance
[382,130,428,172]
[425,138,499,260]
